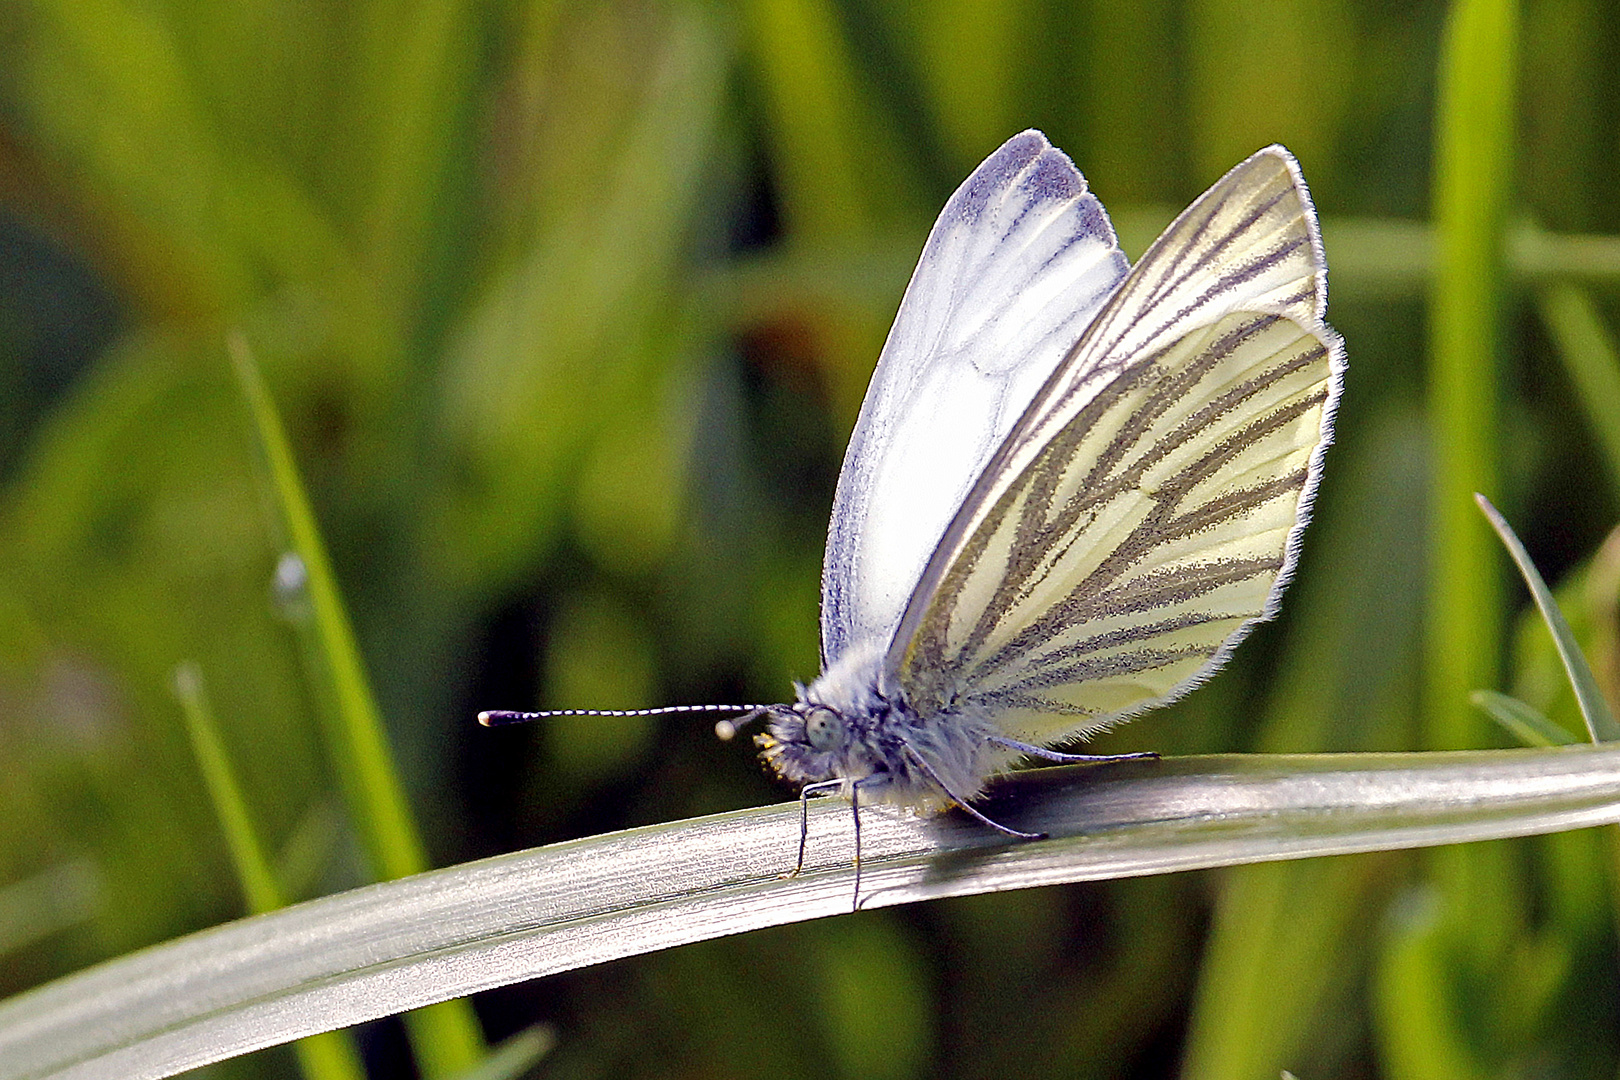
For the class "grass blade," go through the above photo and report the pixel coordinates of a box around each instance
[171,663,367,1080]
[1426,0,1517,752]
[1410,6,1522,1065]
[1469,688,1578,747]
[7,747,1620,1080]
[448,1027,554,1080]
[171,663,286,913]
[1476,494,1620,742]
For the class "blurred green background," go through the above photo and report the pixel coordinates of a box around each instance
[2,0,1619,1077]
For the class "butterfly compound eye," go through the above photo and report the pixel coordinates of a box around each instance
[804,707,844,751]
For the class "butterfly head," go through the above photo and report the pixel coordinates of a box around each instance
[753,701,851,787]
[750,647,903,791]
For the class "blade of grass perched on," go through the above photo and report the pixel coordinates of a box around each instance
[7,746,1620,1080]
[226,334,485,1070]
[171,663,366,1080]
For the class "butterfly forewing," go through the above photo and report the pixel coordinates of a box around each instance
[820,131,1129,669]
[891,146,1344,743]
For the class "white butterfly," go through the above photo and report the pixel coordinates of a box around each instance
[484,130,1344,885]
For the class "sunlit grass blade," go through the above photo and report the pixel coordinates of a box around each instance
[227,333,485,1072]
[6,746,1620,1080]
[171,662,367,1080]
[1476,494,1620,742]
[448,1027,555,1080]
[1536,283,1620,492]
[1470,688,1578,747]
[171,663,285,912]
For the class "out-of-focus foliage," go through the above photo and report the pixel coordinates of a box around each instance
[1,0,1619,1077]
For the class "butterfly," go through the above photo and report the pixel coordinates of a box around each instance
[483,130,1344,902]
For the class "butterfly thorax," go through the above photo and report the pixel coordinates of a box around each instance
[754,643,1003,809]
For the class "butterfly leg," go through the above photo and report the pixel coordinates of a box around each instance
[849,779,864,913]
[901,744,1043,840]
[988,735,1158,765]
[790,779,843,878]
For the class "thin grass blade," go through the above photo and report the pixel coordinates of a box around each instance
[1476,493,1620,742]
[171,663,367,1080]
[1470,688,1578,747]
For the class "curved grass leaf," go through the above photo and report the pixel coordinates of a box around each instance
[6,746,1620,1079]
[1477,493,1620,742]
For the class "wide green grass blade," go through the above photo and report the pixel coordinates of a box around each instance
[1426,0,1518,753]
[1477,494,1620,742]
[226,334,485,1072]
[1389,2,1521,1074]
[6,747,1620,1080]
[171,662,367,1080]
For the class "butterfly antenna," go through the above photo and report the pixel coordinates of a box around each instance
[477,703,773,741]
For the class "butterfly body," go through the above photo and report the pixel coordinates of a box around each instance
[756,643,1013,811]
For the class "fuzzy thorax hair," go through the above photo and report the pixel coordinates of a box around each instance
[754,643,1020,811]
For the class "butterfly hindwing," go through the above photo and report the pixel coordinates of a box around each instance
[820,131,1130,669]
[891,146,1344,743]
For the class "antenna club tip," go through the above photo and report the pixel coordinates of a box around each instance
[714,719,737,741]
[477,711,497,727]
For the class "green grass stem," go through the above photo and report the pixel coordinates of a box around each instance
[1427,0,1518,751]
